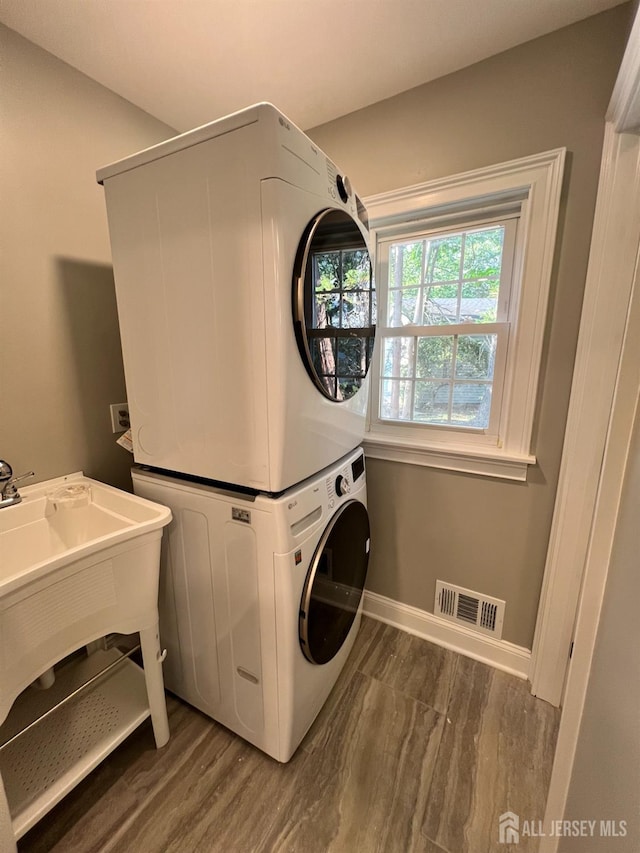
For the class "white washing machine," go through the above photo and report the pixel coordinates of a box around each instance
[98,103,375,493]
[131,447,370,763]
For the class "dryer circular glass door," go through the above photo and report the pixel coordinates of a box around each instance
[293,209,375,402]
[299,499,370,665]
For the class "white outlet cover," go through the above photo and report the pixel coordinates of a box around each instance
[110,403,130,433]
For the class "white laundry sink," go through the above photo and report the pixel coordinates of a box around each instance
[0,472,170,597]
[0,472,173,850]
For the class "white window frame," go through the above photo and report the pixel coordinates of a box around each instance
[364,148,565,481]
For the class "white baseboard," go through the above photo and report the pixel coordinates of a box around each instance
[362,590,531,680]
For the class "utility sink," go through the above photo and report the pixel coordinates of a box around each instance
[0,472,170,597]
[0,472,172,850]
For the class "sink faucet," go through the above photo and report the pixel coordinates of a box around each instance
[0,461,35,508]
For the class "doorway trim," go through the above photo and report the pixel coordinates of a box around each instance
[530,10,640,708]
[534,9,640,850]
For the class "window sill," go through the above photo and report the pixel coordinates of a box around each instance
[363,433,536,481]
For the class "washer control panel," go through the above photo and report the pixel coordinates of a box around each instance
[325,453,365,508]
[335,474,351,496]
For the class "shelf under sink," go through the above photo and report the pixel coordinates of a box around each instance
[0,654,150,840]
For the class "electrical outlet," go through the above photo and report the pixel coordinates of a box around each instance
[110,403,130,433]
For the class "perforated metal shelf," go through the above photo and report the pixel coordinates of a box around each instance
[0,658,150,840]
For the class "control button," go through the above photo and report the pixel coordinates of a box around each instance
[335,474,351,496]
[336,174,351,203]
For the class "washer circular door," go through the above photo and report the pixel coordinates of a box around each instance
[293,208,375,402]
[299,499,370,665]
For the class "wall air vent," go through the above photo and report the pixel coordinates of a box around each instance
[435,581,505,639]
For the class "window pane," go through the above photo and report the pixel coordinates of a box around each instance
[414,381,451,424]
[337,375,363,400]
[429,236,462,282]
[342,292,370,328]
[460,279,499,323]
[381,379,414,421]
[411,379,493,428]
[337,338,365,378]
[416,336,453,378]
[390,241,423,288]
[451,383,492,428]
[314,293,340,328]
[424,284,458,325]
[342,250,370,290]
[310,337,336,378]
[455,335,496,380]
[314,252,340,291]
[463,227,504,280]
[382,337,415,378]
[388,287,420,327]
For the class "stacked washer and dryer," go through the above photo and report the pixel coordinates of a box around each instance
[97,103,376,762]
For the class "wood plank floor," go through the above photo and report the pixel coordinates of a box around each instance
[17,617,559,853]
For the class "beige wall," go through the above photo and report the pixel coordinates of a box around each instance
[0,24,174,491]
[308,5,632,648]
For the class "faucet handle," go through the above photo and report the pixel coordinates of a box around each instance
[9,470,35,487]
[0,461,13,481]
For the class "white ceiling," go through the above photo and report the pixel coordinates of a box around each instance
[0,0,625,132]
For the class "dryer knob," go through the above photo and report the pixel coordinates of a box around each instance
[335,475,351,496]
[336,174,351,203]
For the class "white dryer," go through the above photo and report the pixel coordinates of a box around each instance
[131,447,370,763]
[98,103,375,492]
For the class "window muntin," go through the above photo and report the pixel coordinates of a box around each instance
[375,219,516,435]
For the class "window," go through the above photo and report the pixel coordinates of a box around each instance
[377,219,516,433]
[364,149,565,481]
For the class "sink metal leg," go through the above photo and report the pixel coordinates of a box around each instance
[139,624,170,748]
[0,771,17,853]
